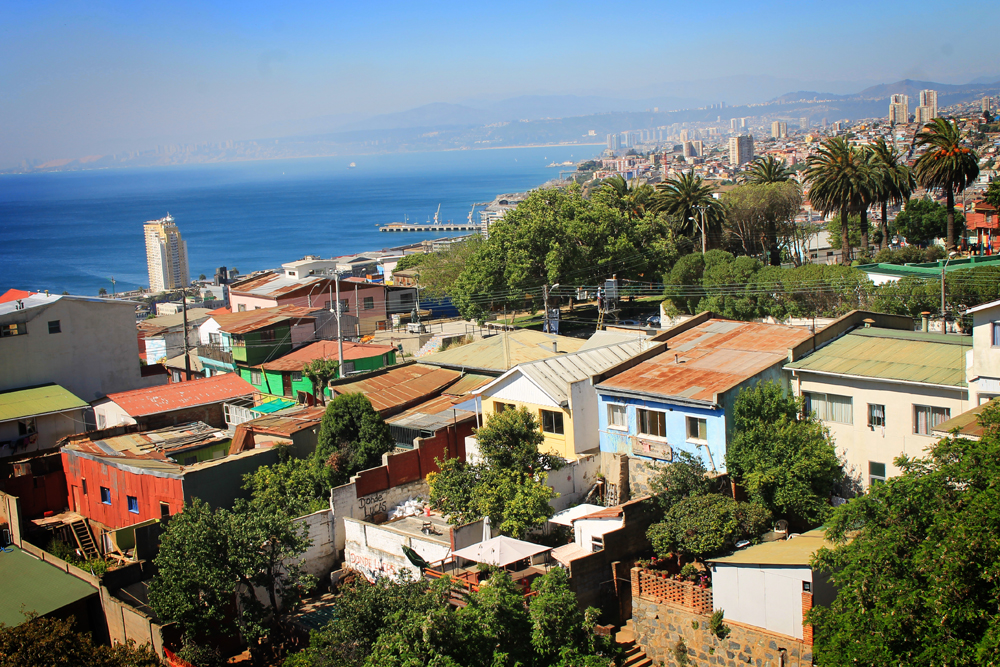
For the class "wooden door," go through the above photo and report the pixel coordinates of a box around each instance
[283,374,293,396]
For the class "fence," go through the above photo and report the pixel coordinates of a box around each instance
[633,567,713,614]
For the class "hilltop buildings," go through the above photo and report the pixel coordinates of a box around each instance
[144,214,190,293]
[728,134,754,165]
[888,94,909,124]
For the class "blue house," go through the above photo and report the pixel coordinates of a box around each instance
[593,316,813,473]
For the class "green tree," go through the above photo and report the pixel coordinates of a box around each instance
[316,392,394,476]
[243,447,340,516]
[809,402,1000,665]
[302,358,339,405]
[891,197,960,247]
[647,494,771,563]
[727,381,843,527]
[745,156,797,265]
[824,214,874,255]
[985,177,1000,214]
[392,253,427,272]
[652,170,724,246]
[722,181,801,266]
[662,249,735,314]
[592,174,655,221]
[869,138,916,250]
[805,137,873,264]
[98,287,107,296]
[0,614,163,667]
[914,118,979,252]
[649,450,714,512]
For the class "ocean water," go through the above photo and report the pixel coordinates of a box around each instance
[0,146,600,296]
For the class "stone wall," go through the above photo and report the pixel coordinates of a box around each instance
[632,569,814,667]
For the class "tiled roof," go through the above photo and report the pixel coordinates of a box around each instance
[598,319,811,404]
[0,384,88,421]
[262,341,396,372]
[0,289,35,304]
[104,373,255,417]
[212,306,315,335]
[785,327,970,387]
[421,329,586,373]
[330,364,461,414]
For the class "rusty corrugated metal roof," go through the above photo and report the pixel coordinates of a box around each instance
[786,327,970,387]
[442,373,493,396]
[244,406,326,436]
[597,319,812,403]
[262,341,396,372]
[63,421,226,462]
[228,272,335,298]
[213,306,316,335]
[330,364,461,413]
[104,373,255,417]
[421,329,585,372]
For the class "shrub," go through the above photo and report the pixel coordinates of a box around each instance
[709,609,731,639]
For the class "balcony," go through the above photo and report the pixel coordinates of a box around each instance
[197,345,233,366]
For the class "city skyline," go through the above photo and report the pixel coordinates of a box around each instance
[3,1,1000,167]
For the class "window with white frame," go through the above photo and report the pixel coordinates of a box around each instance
[992,321,1000,347]
[686,416,707,442]
[804,392,853,424]
[250,369,262,385]
[607,404,627,430]
[867,403,885,429]
[869,461,886,485]
[914,405,950,435]
[637,408,666,438]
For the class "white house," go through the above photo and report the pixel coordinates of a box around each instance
[966,298,1000,405]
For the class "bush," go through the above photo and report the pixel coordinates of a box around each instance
[709,609,731,639]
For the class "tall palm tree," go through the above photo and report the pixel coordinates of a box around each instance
[747,155,795,265]
[805,137,872,265]
[869,138,916,251]
[914,118,980,252]
[601,174,654,221]
[746,155,793,185]
[651,171,723,250]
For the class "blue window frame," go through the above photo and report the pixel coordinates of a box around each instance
[127,496,139,514]
[100,487,111,505]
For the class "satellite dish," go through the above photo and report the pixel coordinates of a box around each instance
[735,540,751,549]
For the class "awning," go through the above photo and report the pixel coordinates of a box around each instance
[451,536,551,567]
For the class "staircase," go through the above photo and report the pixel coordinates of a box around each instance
[414,334,446,358]
[69,519,99,560]
[616,619,653,667]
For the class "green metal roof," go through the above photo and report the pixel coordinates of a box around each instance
[0,384,88,422]
[786,327,971,387]
[0,546,97,626]
[252,399,296,414]
[857,255,1000,278]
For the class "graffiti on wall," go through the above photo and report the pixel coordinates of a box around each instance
[357,491,387,519]
[346,550,402,582]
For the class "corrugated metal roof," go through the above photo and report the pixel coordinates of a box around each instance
[105,373,255,417]
[228,272,332,298]
[246,405,326,436]
[422,329,586,373]
[443,374,493,396]
[496,340,649,405]
[709,528,833,566]
[786,327,970,387]
[598,320,812,403]
[262,340,395,372]
[0,292,136,317]
[163,351,205,373]
[0,384,88,421]
[64,421,227,460]
[330,364,461,413]
[932,399,994,439]
[0,546,97,627]
[137,309,212,335]
[213,306,316,335]
[579,330,651,351]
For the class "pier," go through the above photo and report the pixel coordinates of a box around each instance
[379,222,482,232]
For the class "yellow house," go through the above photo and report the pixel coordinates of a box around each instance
[473,339,648,460]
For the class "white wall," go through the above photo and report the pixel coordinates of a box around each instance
[92,399,138,429]
[972,304,1000,402]
[0,408,88,458]
[330,478,429,555]
[343,517,452,582]
[487,373,560,408]
[573,516,622,551]
[541,454,601,512]
[292,509,336,578]
[569,379,599,454]
[711,564,810,640]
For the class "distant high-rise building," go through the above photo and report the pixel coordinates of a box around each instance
[983,97,993,113]
[729,135,754,166]
[799,117,809,130]
[683,140,705,158]
[889,94,909,125]
[679,129,690,142]
[144,214,189,293]
[771,121,788,139]
[606,133,620,150]
[915,105,935,124]
[821,117,828,128]
[730,118,739,132]
[919,89,938,118]
[740,117,748,129]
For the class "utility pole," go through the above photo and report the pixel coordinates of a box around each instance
[542,285,549,333]
[181,290,192,381]
[334,274,344,375]
[698,206,707,254]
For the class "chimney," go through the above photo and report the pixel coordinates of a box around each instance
[921,311,930,332]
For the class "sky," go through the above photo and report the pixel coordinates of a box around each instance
[2,0,998,165]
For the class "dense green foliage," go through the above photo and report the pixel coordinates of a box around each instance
[428,407,563,538]
[392,253,427,272]
[148,498,314,660]
[823,214,873,252]
[805,137,873,264]
[809,402,1000,666]
[0,614,162,667]
[891,197,962,247]
[286,569,617,667]
[720,180,801,264]
[302,358,340,405]
[913,118,979,251]
[728,381,844,527]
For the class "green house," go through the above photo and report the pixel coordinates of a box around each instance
[208,307,318,369]
[240,340,398,402]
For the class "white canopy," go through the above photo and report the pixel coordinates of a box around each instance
[549,503,605,526]
[451,536,551,567]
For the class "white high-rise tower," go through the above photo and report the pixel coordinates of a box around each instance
[144,214,190,293]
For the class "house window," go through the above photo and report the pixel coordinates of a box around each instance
[637,408,667,438]
[259,329,276,342]
[81,478,88,495]
[400,292,415,304]
[867,404,886,429]
[160,502,171,518]
[993,322,1000,347]
[608,404,627,430]
[540,409,565,435]
[171,370,182,383]
[591,535,605,552]
[340,299,349,313]
[869,461,886,485]
[48,320,61,334]
[914,405,950,435]
[291,371,302,382]
[1,323,25,337]
[804,392,853,424]
[364,296,375,310]
[100,487,111,505]
[495,402,516,413]
[686,416,708,442]
[209,332,221,346]
[237,304,247,312]
[250,370,262,385]
[127,496,139,514]
[342,361,355,375]
[17,418,36,436]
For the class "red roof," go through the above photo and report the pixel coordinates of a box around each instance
[262,340,396,372]
[104,373,255,417]
[213,306,316,334]
[967,211,999,231]
[207,306,231,317]
[0,289,36,304]
[330,364,461,414]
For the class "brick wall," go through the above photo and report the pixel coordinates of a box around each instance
[632,568,814,667]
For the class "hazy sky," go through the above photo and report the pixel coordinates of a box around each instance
[2,0,998,164]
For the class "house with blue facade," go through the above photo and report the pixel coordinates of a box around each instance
[593,316,813,473]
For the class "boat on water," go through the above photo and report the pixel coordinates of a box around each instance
[348,162,356,168]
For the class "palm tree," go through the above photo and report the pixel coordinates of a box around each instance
[747,156,795,265]
[913,118,980,252]
[601,174,654,221]
[869,138,916,251]
[805,137,872,265]
[746,155,793,185]
[651,171,723,251]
